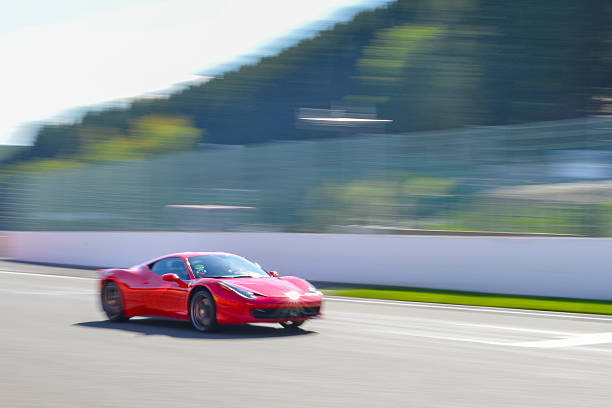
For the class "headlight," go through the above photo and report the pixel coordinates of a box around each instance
[219,281,257,299]
[306,281,323,296]
[286,291,301,300]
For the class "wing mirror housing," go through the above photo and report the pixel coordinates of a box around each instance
[162,273,188,287]
[162,273,180,282]
[268,270,279,278]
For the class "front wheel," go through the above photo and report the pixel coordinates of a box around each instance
[280,320,305,329]
[101,281,130,322]
[190,290,219,332]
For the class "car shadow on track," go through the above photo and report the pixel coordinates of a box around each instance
[74,318,317,339]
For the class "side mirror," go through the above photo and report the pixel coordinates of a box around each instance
[162,273,180,282]
[268,270,279,278]
[161,273,188,287]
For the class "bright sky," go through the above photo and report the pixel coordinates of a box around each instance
[0,0,389,145]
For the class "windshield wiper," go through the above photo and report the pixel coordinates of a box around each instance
[203,275,254,279]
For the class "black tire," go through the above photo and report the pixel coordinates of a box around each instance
[279,320,305,329]
[189,290,219,332]
[101,281,130,322]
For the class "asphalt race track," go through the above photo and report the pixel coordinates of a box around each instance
[2,261,612,407]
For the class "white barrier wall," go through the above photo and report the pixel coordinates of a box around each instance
[0,235,7,258]
[4,231,612,300]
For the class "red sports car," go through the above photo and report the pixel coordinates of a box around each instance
[98,252,323,331]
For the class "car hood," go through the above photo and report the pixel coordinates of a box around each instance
[218,277,305,297]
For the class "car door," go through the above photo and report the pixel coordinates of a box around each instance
[148,257,192,318]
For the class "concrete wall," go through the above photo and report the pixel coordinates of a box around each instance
[4,231,612,300]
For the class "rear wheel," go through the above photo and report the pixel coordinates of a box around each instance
[101,281,129,322]
[279,320,305,329]
[190,290,219,332]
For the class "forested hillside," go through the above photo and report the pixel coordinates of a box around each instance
[9,0,612,166]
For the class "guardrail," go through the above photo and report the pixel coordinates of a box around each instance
[3,116,612,236]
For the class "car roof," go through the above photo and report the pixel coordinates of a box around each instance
[172,251,235,258]
[137,252,238,268]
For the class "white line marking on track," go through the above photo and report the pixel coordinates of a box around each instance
[373,329,511,347]
[0,270,96,280]
[331,312,577,336]
[513,332,612,348]
[447,321,577,336]
[0,288,96,295]
[375,328,612,349]
[325,296,612,322]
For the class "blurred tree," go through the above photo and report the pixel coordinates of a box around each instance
[7,0,610,167]
[81,116,202,161]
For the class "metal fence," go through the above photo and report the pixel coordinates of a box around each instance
[2,116,612,235]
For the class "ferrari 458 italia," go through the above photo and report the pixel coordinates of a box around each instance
[98,252,323,331]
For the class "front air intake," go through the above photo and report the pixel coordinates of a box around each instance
[252,307,320,319]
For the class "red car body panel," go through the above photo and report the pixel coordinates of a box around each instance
[98,252,323,325]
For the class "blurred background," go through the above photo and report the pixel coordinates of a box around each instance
[1,0,611,237]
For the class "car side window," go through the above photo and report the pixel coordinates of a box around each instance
[151,257,190,280]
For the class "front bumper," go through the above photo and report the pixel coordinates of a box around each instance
[215,294,323,324]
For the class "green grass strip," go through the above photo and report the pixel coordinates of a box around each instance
[322,286,612,316]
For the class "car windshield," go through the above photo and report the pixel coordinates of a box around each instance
[188,254,269,279]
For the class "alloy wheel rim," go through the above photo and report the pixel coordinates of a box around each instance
[103,284,121,316]
[192,295,212,330]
